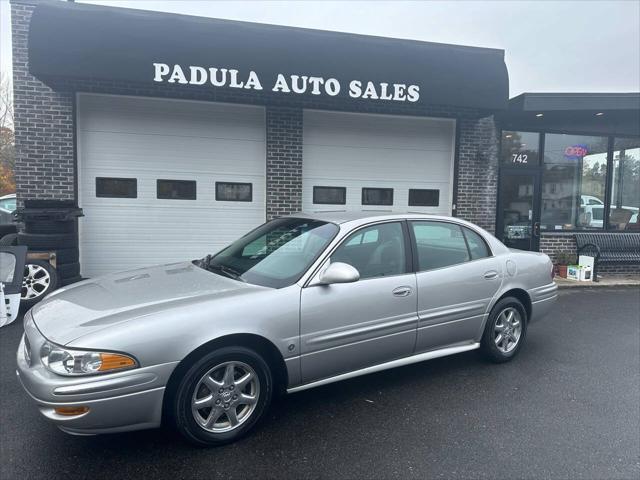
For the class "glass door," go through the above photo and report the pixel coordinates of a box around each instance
[497,172,541,251]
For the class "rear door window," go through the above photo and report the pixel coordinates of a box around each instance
[410,221,470,271]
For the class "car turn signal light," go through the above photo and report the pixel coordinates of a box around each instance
[54,406,90,416]
[98,353,136,372]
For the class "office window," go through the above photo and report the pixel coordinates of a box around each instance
[96,177,137,198]
[501,131,540,166]
[362,188,393,206]
[608,137,640,231]
[216,182,252,202]
[157,180,196,200]
[313,186,346,205]
[541,134,608,230]
[408,189,439,207]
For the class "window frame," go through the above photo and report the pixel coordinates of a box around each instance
[215,181,253,202]
[95,177,137,199]
[156,179,197,200]
[313,186,347,205]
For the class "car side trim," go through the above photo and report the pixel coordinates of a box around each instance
[287,342,479,393]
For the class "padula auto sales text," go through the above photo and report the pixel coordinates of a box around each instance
[153,63,420,102]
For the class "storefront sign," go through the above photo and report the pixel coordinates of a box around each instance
[564,144,589,159]
[152,63,420,103]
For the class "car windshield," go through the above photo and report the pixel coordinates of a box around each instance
[197,217,339,288]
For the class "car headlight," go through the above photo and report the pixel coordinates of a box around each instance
[40,341,137,376]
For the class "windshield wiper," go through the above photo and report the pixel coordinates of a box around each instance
[208,263,246,282]
[195,255,245,282]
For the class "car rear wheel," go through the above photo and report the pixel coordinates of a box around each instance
[480,296,527,363]
[172,346,273,446]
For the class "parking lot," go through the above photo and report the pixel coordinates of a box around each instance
[1,287,638,480]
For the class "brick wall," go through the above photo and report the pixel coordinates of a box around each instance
[11,0,498,228]
[11,1,75,205]
[456,116,499,232]
[266,108,303,219]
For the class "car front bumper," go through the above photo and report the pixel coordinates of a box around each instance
[16,313,179,435]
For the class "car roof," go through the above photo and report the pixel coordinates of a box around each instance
[290,211,464,225]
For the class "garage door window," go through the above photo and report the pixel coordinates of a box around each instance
[216,182,253,202]
[313,186,346,205]
[411,221,470,271]
[409,189,439,207]
[362,188,393,206]
[157,180,196,200]
[96,177,137,198]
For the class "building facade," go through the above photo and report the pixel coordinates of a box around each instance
[10,0,639,278]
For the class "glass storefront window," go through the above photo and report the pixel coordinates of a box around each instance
[541,134,608,231]
[608,138,640,231]
[501,131,540,166]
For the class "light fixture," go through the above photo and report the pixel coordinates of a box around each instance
[505,134,512,138]
[535,113,544,117]
[595,112,604,116]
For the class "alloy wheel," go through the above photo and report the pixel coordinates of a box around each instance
[493,307,522,354]
[22,264,51,300]
[191,361,260,433]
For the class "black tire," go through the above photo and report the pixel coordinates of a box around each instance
[25,220,75,235]
[0,233,18,246]
[480,296,528,363]
[171,346,273,446]
[55,247,79,264]
[21,260,58,309]
[17,232,77,249]
[56,262,80,279]
[60,275,83,287]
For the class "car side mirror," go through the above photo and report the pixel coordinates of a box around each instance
[317,262,360,285]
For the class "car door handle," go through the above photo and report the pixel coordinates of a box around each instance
[392,286,413,297]
[483,271,499,279]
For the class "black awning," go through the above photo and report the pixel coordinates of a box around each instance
[499,93,640,136]
[28,1,509,111]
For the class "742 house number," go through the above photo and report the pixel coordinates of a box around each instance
[511,153,528,164]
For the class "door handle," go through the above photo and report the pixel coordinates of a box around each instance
[392,286,412,297]
[483,271,499,279]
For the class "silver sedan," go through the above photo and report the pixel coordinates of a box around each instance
[17,213,557,445]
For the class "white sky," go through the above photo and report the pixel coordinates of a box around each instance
[1,0,639,97]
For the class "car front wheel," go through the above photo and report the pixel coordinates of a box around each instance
[480,297,527,363]
[172,346,273,446]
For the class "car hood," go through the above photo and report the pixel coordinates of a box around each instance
[30,262,265,345]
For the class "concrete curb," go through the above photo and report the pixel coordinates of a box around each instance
[554,277,640,289]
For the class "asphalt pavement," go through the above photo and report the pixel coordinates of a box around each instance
[1,287,639,479]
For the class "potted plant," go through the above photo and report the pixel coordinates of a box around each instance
[554,251,576,278]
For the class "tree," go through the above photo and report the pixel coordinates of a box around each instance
[0,72,15,195]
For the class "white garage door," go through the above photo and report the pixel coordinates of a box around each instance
[303,110,455,215]
[78,94,265,277]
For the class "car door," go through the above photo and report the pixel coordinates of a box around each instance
[1,246,27,327]
[409,221,503,352]
[299,221,418,384]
